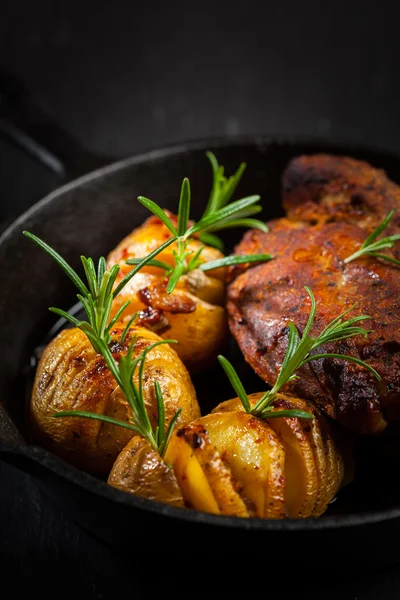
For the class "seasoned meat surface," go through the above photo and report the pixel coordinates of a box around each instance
[283,154,400,233]
[227,155,400,435]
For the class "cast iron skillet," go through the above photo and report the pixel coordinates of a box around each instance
[2,130,400,568]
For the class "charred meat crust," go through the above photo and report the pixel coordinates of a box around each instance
[282,154,400,233]
[227,155,400,435]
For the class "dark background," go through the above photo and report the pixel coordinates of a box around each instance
[1,0,400,597]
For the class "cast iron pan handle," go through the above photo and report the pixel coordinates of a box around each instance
[0,69,112,180]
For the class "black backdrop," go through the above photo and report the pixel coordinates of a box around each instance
[2,0,400,155]
[1,1,400,597]
[2,0,400,213]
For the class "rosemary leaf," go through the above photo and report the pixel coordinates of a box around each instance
[344,210,400,266]
[114,236,176,297]
[198,232,224,251]
[218,356,251,412]
[204,218,268,233]
[23,231,89,296]
[177,178,191,236]
[301,353,381,379]
[154,380,165,448]
[368,252,400,267]
[219,287,381,421]
[54,411,138,432]
[120,312,139,343]
[126,258,172,271]
[200,253,273,271]
[106,301,131,333]
[202,151,247,216]
[262,409,314,420]
[49,307,80,327]
[137,197,177,235]
[167,262,186,293]
[186,195,261,237]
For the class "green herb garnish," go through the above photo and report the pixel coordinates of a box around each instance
[131,152,272,293]
[55,333,181,456]
[23,231,175,353]
[218,287,380,420]
[23,231,180,455]
[344,210,400,267]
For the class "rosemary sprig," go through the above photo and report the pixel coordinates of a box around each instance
[23,231,180,455]
[344,210,400,266]
[55,335,181,456]
[130,152,272,293]
[126,253,273,274]
[23,231,175,353]
[218,287,381,420]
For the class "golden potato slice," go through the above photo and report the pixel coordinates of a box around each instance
[264,408,318,518]
[108,436,184,507]
[213,394,319,518]
[165,424,249,516]
[275,394,328,516]
[165,428,220,514]
[201,410,286,519]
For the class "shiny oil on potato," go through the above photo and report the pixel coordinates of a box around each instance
[108,392,351,518]
[107,213,229,372]
[30,325,200,476]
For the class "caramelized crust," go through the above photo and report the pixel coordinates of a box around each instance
[283,154,400,233]
[228,155,400,434]
[109,392,348,519]
[107,212,228,372]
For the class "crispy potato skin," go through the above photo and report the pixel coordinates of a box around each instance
[30,326,200,476]
[228,155,400,434]
[107,213,228,372]
[210,393,347,518]
[108,392,349,519]
[108,436,184,507]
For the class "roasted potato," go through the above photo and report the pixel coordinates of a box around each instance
[107,213,228,372]
[108,436,185,507]
[30,325,200,476]
[108,392,351,518]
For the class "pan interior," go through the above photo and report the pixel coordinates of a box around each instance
[2,136,400,524]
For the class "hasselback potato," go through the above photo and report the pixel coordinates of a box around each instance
[108,393,351,518]
[30,325,200,476]
[107,212,228,372]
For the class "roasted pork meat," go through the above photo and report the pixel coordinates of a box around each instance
[227,155,400,435]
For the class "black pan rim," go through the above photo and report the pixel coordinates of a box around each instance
[2,132,400,247]
[4,440,400,531]
[2,133,400,532]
